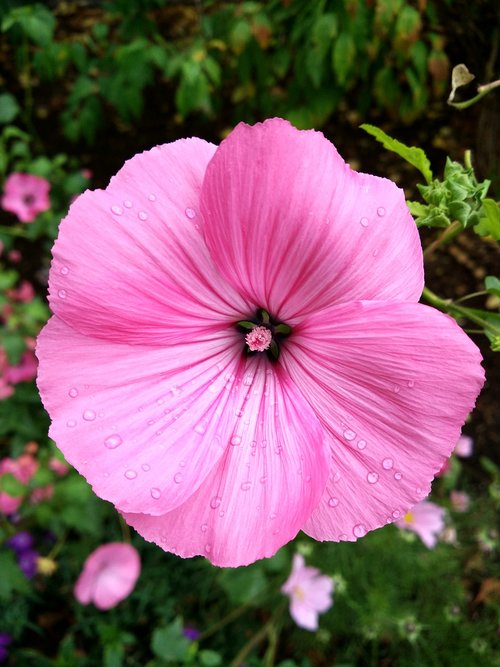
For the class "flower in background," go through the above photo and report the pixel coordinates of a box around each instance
[0,453,38,515]
[3,350,38,385]
[6,530,39,578]
[396,500,446,548]
[74,542,141,610]
[282,553,334,631]
[48,457,69,477]
[37,118,484,567]
[450,490,470,512]
[1,173,51,223]
[183,627,201,641]
[454,434,473,457]
[0,634,12,663]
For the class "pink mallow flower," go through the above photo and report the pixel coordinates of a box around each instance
[74,542,141,610]
[36,118,484,567]
[1,173,51,223]
[396,500,446,548]
[454,434,473,458]
[282,553,334,630]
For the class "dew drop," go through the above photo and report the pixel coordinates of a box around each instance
[82,410,96,421]
[416,486,423,495]
[328,497,339,507]
[382,458,394,470]
[138,210,148,221]
[357,440,367,450]
[185,207,196,219]
[194,423,207,435]
[173,472,183,484]
[58,289,67,299]
[393,384,401,393]
[333,471,341,483]
[125,469,137,480]
[407,380,415,388]
[148,193,156,202]
[269,512,277,520]
[201,523,208,533]
[230,435,242,446]
[60,266,69,275]
[394,471,403,481]
[111,205,123,216]
[68,387,78,398]
[392,510,400,519]
[343,429,356,441]
[204,543,212,554]
[150,487,161,499]
[104,434,122,449]
[377,206,386,217]
[66,419,77,428]
[339,533,348,540]
[353,523,367,538]
[373,249,379,257]
[367,472,379,484]
[210,496,221,509]
[240,481,252,491]
[123,200,132,208]
[359,216,369,227]
[260,476,267,484]
[141,463,151,472]
[219,510,225,517]
[179,460,186,468]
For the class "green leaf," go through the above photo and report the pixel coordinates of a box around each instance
[199,650,222,666]
[218,563,267,605]
[151,617,190,662]
[0,473,26,496]
[474,198,500,240]
[2,4,56,46]
[0,93,20,124]
[360,124,433,183]
[0,551,29,600]
[332,32,356,86]
[485,276,500,297]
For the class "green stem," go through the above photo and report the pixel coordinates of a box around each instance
[0,225,30,238]
[448,79,500,109]
[423,220,462,258]
[422,286,500,335]
[229,618,273,667]
[454,291,488,304]
[198,601,253,640]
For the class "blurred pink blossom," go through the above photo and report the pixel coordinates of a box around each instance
[7,280,35,303]
[36,118,484,567]
[454,434,473,457]
[450,490,470,512]
[7,249,22,263]
[0,453,38,514]
[4,351,38,385]
[1,173,51,223]
[281,553,334,630]
[396,500,446,548]
[49,457,69,476]
[30,485,54,504]
[74,542,141,610]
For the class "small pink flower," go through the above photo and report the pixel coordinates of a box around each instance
[36,118,484,567]
[1,173,51,223]
[30,484,54,504]
[281,553,334,630]
[450,490,470,512]
[454,434,473,458]
[74,543,141,610]
[49,457,69,476]
[0,492,22,514]
[396,500,446,548]
[0,454,38,485]
[7,281,35,303]
[4,351,38,385]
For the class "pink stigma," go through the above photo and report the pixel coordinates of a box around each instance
[245,326,272,352]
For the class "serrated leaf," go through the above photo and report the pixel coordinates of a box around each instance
[474,198,500,240]
[485,276,500,297]
[151,617,190,662]
[360,124,433,183]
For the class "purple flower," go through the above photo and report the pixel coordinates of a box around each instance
[6,531,33,554]
[0,633,12,663]
[183,627,201,641]
[17,549,38,579]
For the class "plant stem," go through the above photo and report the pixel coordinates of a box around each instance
[422,286,500,335]
[198,602,253,640]
[0,225,30,238]
[423,220,462,258]
[229,618,272,667]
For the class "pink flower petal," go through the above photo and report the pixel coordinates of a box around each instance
[37,316,248,515]
[280,301,484,541]
[123,359,329,567]
[201,118,423,322]
[1,173,51,223]
[48,139,251,345]
[396,501,446,548]
[74,542,140,610]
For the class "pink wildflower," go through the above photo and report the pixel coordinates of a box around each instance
[454,434,473,457]
[1,173,51,223]
[450,490,470,512]
[74,542,141,610]
[0,453,38,514]
[4,351,37,385]
[36,118,484,567]
[396,500,446,548]
[30,484,54,504]
[281,553,334,630]
[49,457,69,476]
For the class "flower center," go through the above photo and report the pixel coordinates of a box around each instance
[22,194,35,206]
[236,309,292,361]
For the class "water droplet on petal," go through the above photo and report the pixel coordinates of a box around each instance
[194,423,206,435]
[141,463,150,472]
[339,533,348,540]
[360,216,369,227]
[328,497,339,507]
[111,205,123,216]
[367,472,379,484]
[185,207,196,219]
[230,435,241,446]
[173,472,183,484]
[60,266,69,275]
[210,496,221,509]
[333,471,341,483]
[125,469,137,480]
[393,384,401,393]
[377,206,386,217]
[357,440,367,450]
[104,434,122,449]
[394,472,403,481]
[82,410,96,421]
[204,543,212,554]
[392,510,400,519]
[123,200,132,208]
[148,193,156,201]
[382,458,394,470]
[138,211,148,221]
[343,429,356,441]
[179,460,186,468]
[353,523,367,538]
[150,487,161,499]
[58,289,67,299]
[260,476,267,484]
[240,481,252,491]
[407,380,415,388]
[373,249,379,257]
[68,387,78,398]
[66,419,77,428]
[201,523,208,532]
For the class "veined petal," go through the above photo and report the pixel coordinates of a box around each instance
[37,317,254,515]
[201,118,423,323]
[49,138,251,344]
[123,358,330,567]
[280,301,484,541]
